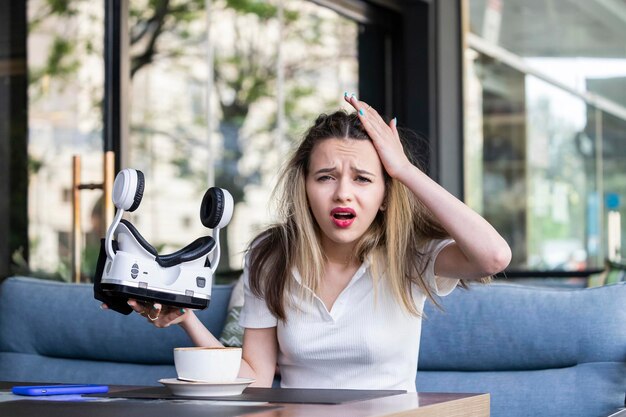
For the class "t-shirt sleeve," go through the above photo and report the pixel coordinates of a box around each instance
[421,238,458,296]
[238,254,278,329]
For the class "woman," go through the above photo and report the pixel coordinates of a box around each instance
[125,94,511,391]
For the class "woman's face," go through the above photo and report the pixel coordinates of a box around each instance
[305,137,386,252]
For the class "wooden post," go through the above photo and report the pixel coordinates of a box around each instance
[103,151,115,230]
[72,156,82,283]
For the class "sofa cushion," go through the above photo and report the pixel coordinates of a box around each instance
[418,363,626,417]
[0,277,233,365]
[418,282,626,417]
[419,283,626,371]
[0,351,176,386]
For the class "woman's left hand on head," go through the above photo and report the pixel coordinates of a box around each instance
[344,93,411,178]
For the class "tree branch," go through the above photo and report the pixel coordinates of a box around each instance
[130,0,171,78]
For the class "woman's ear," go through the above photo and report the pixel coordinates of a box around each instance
[380,188,389,212]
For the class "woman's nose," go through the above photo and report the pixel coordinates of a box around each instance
[333,178,353,202]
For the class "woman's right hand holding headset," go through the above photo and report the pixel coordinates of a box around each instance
[101,300,190,328]
[126,299,189,328]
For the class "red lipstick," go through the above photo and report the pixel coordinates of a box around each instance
[330,207,356,228]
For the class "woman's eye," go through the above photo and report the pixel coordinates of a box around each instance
[356,176,372,183]
[317,175,333,182]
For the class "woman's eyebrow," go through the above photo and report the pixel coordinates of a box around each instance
[353,167,376,176]
[312,167,336,175]
[312,166,376,176]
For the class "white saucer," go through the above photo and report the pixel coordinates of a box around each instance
[158,378,255,397]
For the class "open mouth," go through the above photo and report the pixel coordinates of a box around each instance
[330,207,356,227]
[331,207,356,219]
[332,212,355,220]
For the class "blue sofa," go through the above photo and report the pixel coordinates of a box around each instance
[0,276,624,417]
[0,277,232,386]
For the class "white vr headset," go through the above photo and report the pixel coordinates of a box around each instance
[94,168,233,315]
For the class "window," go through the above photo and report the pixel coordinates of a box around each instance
[27,0,105,280]
[21,0,359,281]
[464,0,626,275]
[125,0,358,274]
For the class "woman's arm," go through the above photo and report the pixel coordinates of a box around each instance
[126,300,278,387]
[240,327,278,387]
[395,165,511,280]
[179,313,278,386]
[345,95,511,280]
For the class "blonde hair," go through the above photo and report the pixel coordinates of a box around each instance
[248,110,457,320]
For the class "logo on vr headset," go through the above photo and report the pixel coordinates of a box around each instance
[94,169,233,315]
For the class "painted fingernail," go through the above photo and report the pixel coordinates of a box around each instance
[179,308,186,314]
[358,109,364,116]
[392,117,397,125]
[344,91,348,97]
[351,93,356,98]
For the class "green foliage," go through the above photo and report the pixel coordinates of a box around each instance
[30,36,80,87]
[47,0,77,15]
[29,0,83,30]
[28,155,44,176]
[225,0,277,20]
[47,37,80,76]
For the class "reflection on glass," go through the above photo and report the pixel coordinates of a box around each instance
[468,0,626,97]
[465,53,528,268]
[27,0,104,281]
[525,77,597,270]
[22,0,357,282]
[127,0,358,276]
[465,52,609,271]
[466,0,626,272]
[602,112,626,260]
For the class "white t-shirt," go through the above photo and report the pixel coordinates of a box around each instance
[238,239,457,391]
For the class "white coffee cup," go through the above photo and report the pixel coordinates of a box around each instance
[174,347,242,383]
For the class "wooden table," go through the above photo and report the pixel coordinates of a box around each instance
[245,392,489,417]
[1,382,489,417]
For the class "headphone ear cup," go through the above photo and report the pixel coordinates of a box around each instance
[200,187,233,229]
[112,169,145,212]
[128,170,144,212]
